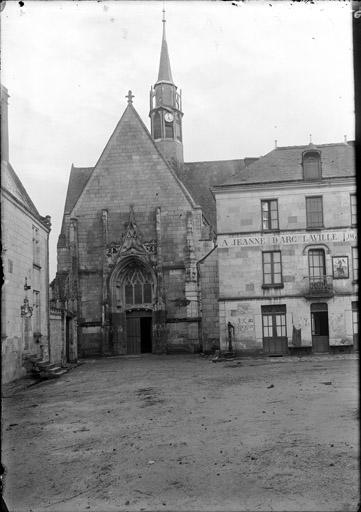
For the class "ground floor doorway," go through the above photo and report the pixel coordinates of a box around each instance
[126,311,152,354]
[352,301,358,351]
[311,303,329,353]
[261,305,288,355]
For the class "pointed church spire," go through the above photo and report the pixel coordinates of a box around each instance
[150,6,184,167]
[157,8,174,83]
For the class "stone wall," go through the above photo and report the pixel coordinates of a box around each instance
[2,190,50,383]
[199,248,219,352]
[56,105,216,355]
[216,180,357,354]
[219,296,355,353]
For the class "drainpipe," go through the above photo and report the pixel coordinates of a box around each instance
[196,260,203,353]
[196,243,218,354]
[46,220,51,363]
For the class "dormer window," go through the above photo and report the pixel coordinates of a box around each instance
[302,150,321,180]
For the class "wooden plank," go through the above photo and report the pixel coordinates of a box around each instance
[126,317,141,354]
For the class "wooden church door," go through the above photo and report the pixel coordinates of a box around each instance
[126,311,153,354]
[126,315,141,354]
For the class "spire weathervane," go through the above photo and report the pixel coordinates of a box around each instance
[126,90,134,104]
[162,4,166,40]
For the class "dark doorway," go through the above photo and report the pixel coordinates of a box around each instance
[311,303,329,353]
[126,311,152,354]
[140,317,152,353]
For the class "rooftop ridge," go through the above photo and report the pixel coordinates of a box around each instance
[185,158,247,165]
[276,141,354,150]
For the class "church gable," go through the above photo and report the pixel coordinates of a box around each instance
[70,102,196,217]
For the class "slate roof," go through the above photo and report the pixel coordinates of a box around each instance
[219,142,355,187]
[157,22,173,84]
[1,160,41,219]
[62,156,260,231]
[64,165,93,214]
[176,158,258,227]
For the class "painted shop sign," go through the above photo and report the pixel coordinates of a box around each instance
[218,230,357,248]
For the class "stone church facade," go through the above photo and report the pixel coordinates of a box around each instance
[51,18,247,357]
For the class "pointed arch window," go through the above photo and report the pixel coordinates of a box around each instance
[153,112,162,139]
[123,267,153,306]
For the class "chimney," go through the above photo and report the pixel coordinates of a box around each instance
[1,84,9,163]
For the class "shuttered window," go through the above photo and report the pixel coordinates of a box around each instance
[306,196,323,228]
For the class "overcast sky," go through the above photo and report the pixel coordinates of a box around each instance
[1,0,355,279]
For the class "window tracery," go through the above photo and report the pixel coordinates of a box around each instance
[115,266,153,308]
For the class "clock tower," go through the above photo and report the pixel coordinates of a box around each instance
[150,10,184,169]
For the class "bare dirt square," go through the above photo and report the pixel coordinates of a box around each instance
[2,354,359,511]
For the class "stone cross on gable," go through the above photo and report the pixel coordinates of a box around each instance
[126,90,135,104]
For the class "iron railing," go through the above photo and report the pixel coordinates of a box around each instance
[304,275,334,298]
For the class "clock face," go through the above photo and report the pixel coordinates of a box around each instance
[164,112,174,123]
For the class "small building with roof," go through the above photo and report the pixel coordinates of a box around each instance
[1,84,52,383]
[213,140,357,355]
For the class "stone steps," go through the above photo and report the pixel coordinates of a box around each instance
[32,360,69,380]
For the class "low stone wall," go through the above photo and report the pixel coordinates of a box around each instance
[2,336,27,384]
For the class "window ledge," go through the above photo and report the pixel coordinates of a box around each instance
[261,229,280,234]
[305,226,324,231]
[262,283,284,289]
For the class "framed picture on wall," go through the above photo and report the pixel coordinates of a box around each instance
[332,256,349,279]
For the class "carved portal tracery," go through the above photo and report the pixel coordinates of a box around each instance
[114,264,154,310]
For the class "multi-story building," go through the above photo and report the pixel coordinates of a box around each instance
[214,141,357,355]
[1,84,52,383]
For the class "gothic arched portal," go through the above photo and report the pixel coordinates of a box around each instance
[109,257,156,355]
